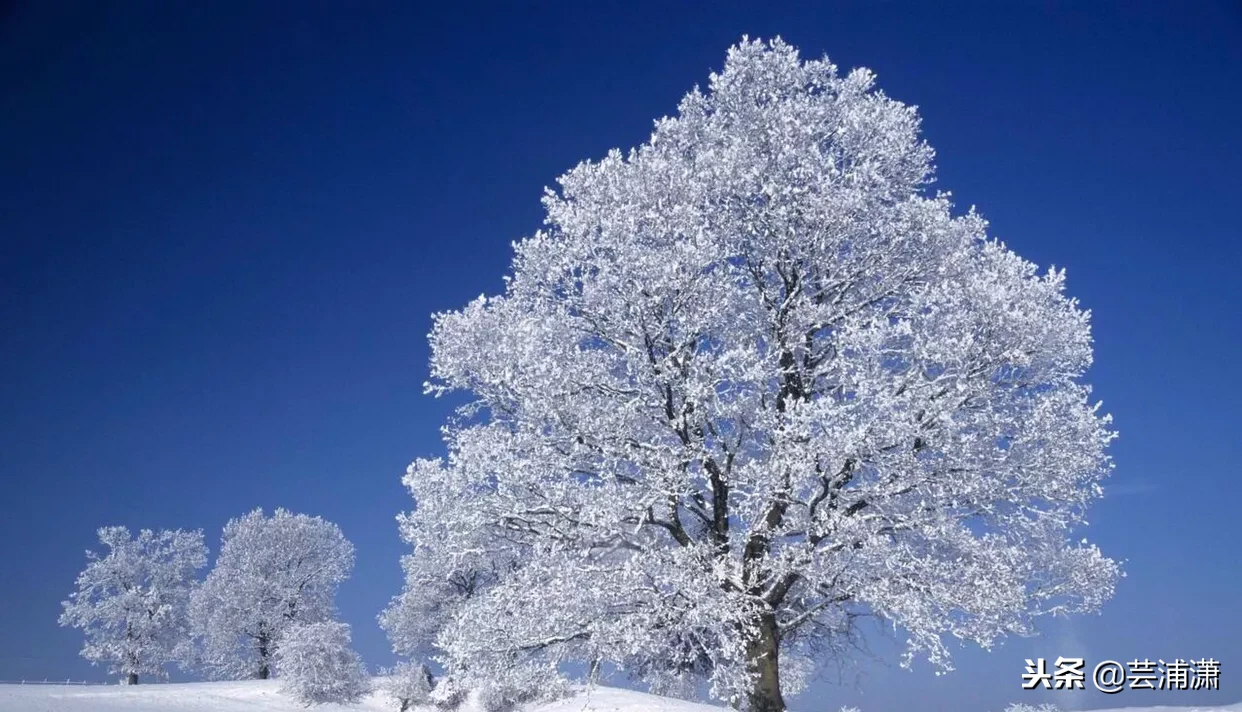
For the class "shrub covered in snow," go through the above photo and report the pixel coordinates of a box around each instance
[429,676,468,711]
[475,664,568,712]
[275,621,370,706]
[381,660,434,711]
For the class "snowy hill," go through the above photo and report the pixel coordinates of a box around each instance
[0,681,1237,712]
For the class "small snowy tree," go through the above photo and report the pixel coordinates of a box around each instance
[189,508,354,680]
[381,661,433,711]
[276,621,371,706]
[393,37,1120,712]
[428,676,467,711]
[59,526,207,684]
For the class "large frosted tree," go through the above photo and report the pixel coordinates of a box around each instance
[392,38,1119,712]
[189,508,354,680]
[59,526,207,684]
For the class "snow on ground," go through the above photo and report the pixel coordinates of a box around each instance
[0,679,380,712]
[0,681,1237,712]
[1088,705,1242,712]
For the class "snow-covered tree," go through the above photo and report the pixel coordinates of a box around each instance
[476,665,568,712]
[380,660,433,711]
[380,554,492,658]
[189,508,354,680]
[59,526,207,684]
[428,676,467,711]
[276,621,371,706]
[392,37,1120,712]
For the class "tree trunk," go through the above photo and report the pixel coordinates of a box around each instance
[257,632,271,680]
[745,614,785,712]
[126,673,138,686]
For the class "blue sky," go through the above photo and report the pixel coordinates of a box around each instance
[1,2,1239,710]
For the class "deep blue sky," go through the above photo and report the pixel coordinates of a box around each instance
[2,2,1239,710]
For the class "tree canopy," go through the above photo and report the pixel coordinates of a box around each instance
[388,38,1118,712]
